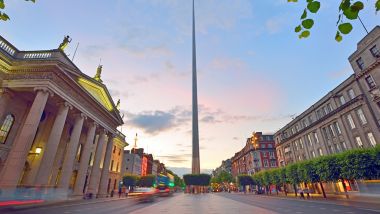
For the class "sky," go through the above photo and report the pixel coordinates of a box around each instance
[1,0,378,174]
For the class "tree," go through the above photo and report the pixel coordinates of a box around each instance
[122,174,139,189]
[288,0,380,41]
[0,0,35,21]
[286,163,301,196]
[218,170,234,184]
[262,171,272,195]
[270,169,282,195]
[138,175,156,187]
[237,175,254,187]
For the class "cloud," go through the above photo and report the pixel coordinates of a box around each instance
[265,16,286,34]
[123,105,294,135]
[156,154,192,164]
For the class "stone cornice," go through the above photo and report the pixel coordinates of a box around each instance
[276,95,365,146]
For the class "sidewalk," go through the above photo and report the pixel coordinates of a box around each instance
[234,191,380,205]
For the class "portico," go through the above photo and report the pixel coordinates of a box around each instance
[0,35,128,198]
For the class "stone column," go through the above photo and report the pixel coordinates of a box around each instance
[58,113,85,190]
[35,102,72,186]
[73,122,97,196]
[86,130,107,196]
[0,87,52,188]
[97,135,114,197]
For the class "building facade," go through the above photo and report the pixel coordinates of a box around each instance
[107,138,127,194]
[212,159,232,177]
[0,36,127,199]
[121,150,142,176]
[275,26,380,168]
[231,133,277,178]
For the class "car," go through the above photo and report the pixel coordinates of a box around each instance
[128,187,157,203]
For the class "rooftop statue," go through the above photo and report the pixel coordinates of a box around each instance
[94,65,103,82]
[58,35,72,51]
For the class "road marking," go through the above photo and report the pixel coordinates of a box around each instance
[333,209,340,212]
[320,207,326,210]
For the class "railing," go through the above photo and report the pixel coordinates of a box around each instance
[23,52,52,59]
[0,39,16,56]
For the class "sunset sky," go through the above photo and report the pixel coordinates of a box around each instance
[2,0,378,174]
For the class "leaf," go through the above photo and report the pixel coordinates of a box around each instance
[287,0,298,2]
[300,30,310,38]
[335,31,343,42]
[376,0,380,12]
[339,0,351,11]
[338,23,353,34]
[351,1,364,11]
[343,7,359,20]
[302,19,314,29]
[295,25,302,32]
[0,12,9,21]
[307,1,321,13]
[0,0,4,9]
[301,9,307,19]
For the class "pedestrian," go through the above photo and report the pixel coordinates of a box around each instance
[118,188,122,198]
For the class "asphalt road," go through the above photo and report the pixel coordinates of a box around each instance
[218,192,380,214]
[2,193,380,214]
[1,196,170,214]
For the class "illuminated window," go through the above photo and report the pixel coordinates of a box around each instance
[357,108,367,125]
[0,114,15,144]
[347,114,356,129]
[355,136,363,148]
[367,132,377,147]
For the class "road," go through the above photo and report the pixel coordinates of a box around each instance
[1,193,380,214]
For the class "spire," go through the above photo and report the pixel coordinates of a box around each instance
[94,65,103,83]
[134,133,138,149]
[192,0,200,174]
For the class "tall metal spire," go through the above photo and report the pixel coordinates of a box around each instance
[192,0,200,174]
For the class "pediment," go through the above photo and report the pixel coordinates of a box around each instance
[77,77,114,112]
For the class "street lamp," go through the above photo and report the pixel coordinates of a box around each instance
[251,132,259,150]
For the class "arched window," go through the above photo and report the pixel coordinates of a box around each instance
[0,114,15,144]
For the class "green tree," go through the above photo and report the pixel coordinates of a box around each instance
[289,0,380,41]
[122,174,139,189]
[262,171,272,195]
[270,169,282,195]
[218,170,234,183]
[286,163,301,196]
[237,174,254,187]
[138,175,156,187]
[0,0,35,21]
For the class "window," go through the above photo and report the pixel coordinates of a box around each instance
[335,143,341,153]
[110,160,114,171]
[355,136,363,148]
[116,162,119,172]
[329,124,336,137]
[370,45,380,57]
[308,115,313,123]
[357,108,367,125]
[118,149,121,156]
[0,114,14,144]
[113,146,116,153]
[311,151,316,158]
[365,75,376,89]
[339,95,346,105]
[348,89,355,100]
[327,103,333,112]
[328,145,335,154]
[263,160,269,167]
[340,142,347,151]
[295,125,299,132]
[334,122,342,135]
[270,160,276,167]
[268,144,273,148]
[299,139,304,149]
[322,127,329,140]
[269,151,275,158]
[367,132,377,147]
[307,134,313,146]
[314,132,319,144]
[356,57,365,70]
[298,155,302,161]
[263,152,267,157]
[318,148,323,156]
[294,141,299,150]
[347,114,356,129]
